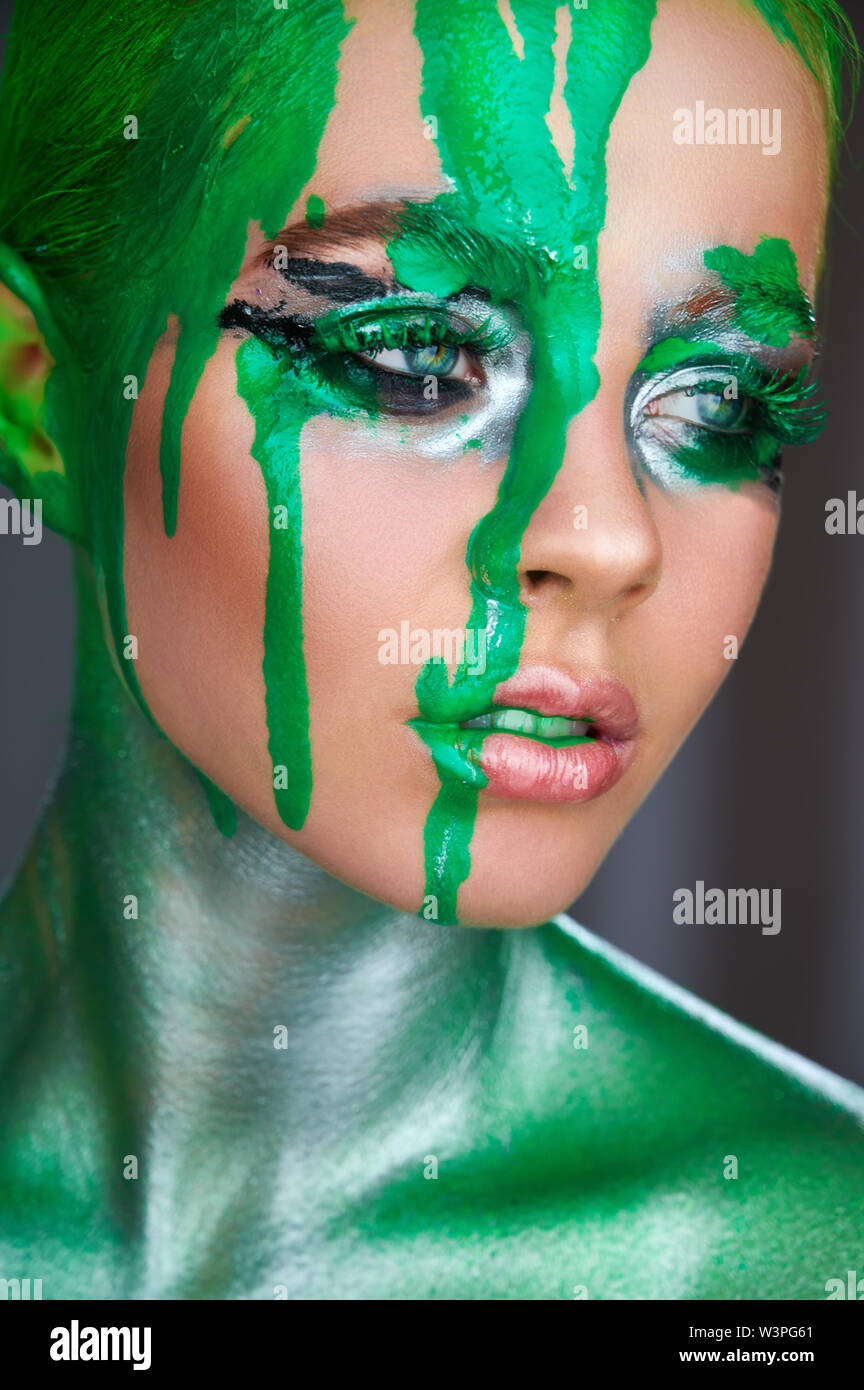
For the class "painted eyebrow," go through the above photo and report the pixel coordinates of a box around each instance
[277,256,389,302]
[647,279,820,371]
[258,199,544,298]
[257,200,407,263]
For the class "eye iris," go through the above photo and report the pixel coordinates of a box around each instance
[692,389,746,429]
[405,342,458,375]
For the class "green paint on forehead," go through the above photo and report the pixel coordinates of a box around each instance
[703,237,815,347]
[305,194,326,228]
[388,0,657,924]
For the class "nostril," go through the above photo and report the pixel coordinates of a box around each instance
[525,569,560,586]
[522,569,571,597]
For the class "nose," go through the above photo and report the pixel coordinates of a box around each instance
[515,393,662,619]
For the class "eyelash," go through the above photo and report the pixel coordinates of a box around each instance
[311,302,511,360]
[219,296,515,420]
[640,357,828,447]
[219,299,506,369]
[221,302,829,469]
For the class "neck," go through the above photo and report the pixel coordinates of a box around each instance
[3,552,510,1229]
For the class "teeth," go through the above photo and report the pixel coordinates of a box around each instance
[537,715,579,738]
[492,708,538,735]
[460,708,594,737]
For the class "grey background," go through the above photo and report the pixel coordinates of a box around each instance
[1,4,863,1083]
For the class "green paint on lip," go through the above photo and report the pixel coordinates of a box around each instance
[703,236,815,347]
[395,0,657,925]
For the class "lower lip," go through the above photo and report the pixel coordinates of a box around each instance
[478,730,634,802]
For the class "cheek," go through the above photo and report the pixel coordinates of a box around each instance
[294,422,506,807]
[120,346,507,836]
[122,343,275,807]
[634,482,779,755]
[297,418,504,701]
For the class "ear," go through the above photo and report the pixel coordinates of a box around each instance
[0,243,83,542]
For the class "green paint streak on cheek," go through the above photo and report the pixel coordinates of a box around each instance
[156,13,350,541]
[401,0,657,924]
[235,337,314,830]
[703,236,814,346]
[134,5,350,833]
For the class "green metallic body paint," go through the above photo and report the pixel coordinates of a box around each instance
[199,771,239,838]
[393,0,657,924]
[2,592,863,1297]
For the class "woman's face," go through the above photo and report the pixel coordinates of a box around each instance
[121,0,827,926]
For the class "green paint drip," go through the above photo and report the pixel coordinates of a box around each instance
[305,194,326,228]
[422,782,480,925]
[398,0,657,924]
[235,337,313,830]
[389,240,469,298]
[99,3,351,832]
[703,236,814,346]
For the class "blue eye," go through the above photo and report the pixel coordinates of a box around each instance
[691,388,748,429]
[647,385,751,433]
[355,342,467,379]
[406,343,460,374]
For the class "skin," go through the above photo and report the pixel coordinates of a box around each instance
[0,0,862,1300]
[122,0,822,927]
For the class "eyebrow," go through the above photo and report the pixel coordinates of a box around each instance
[258,199,545,300]
[650,279,819,370]
[278,256,389,302]
[258,206,820,368]
[258,201,405,265]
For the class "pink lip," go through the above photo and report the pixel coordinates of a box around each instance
[479,666,639,803]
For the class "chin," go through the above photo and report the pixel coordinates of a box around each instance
[450,816,614,927]
[453,882,581,930]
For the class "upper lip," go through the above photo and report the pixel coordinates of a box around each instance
[475,665,640,742]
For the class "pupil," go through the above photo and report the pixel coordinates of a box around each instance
[406,343,457,375]
[696,390,745,428]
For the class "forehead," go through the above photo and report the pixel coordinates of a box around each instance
[283,0,827,299]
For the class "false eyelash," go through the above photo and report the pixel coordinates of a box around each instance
[696,362,827,445]
[311,304,512,358]
[218,297,512,368]
[645,353,828,448]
